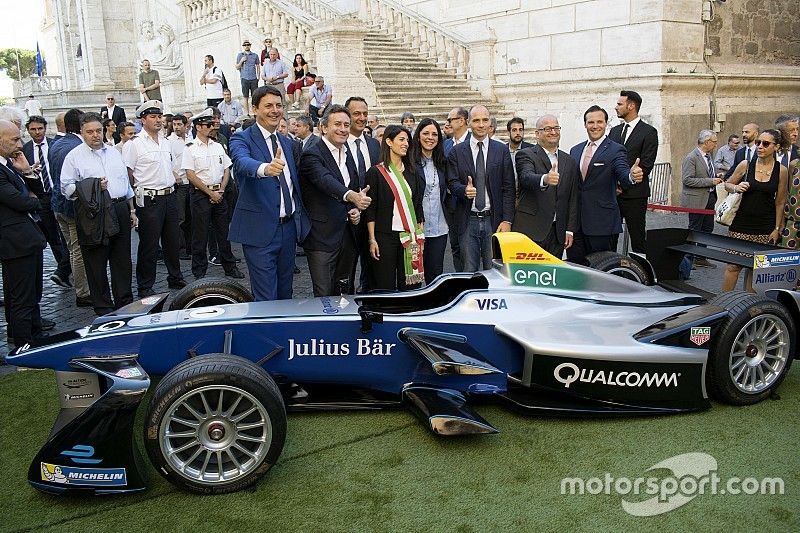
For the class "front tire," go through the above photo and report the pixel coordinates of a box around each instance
[144,354,286,494]
[707,292,795,405]
[168,278,253,310]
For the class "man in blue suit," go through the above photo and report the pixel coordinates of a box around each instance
[446,105,515,271]
[443,106,471,272]
[569,105,642,263]
[229,85,310,300]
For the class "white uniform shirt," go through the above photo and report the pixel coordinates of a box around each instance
[60,142,135,200]
[182,138,231,186]
[168,133,189,185]
[123,132,175,189]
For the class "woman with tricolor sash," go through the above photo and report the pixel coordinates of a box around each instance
[364,125,425,291]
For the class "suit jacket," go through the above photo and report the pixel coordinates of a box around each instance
[301,134,321,152]
[446,138,515,234]
[569,137,631,236]
[0,163,45,260]
[364,164,425,233]
[681,148,717,209]
[298,139,359,252]
[47,132,84,218]
[724,144,757,180]
[100,105,127,125]
[609,119,658,199]
[22,137,54,197]
[228,126,310,247]
[513,145,579,243]
[443,131,472,157]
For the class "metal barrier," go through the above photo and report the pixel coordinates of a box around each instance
[649,162,671,205]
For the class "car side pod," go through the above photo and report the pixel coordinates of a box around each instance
[28,356,150,495]
[403,385,499,436]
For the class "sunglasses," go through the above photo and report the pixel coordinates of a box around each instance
[756,140,775,147]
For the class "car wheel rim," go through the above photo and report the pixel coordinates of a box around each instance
[160,385,272,485]
[184,294,239,308]
[605,266,644,284]
[729,314,789,394]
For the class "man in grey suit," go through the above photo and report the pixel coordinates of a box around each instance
[681,129,722,268]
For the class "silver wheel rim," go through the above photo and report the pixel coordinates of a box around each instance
[184,294,239,308]
[729,314,790,394]
[159,385,272,485]
[606,266,644,283]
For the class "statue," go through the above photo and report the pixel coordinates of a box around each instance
[137,20,182,80]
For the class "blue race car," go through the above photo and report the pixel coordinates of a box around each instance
[7,233,797,495]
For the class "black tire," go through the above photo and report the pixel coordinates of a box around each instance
[707,291,795,405]
[144,354,287,494]
[168,278,253,310]
[586,251,652,285]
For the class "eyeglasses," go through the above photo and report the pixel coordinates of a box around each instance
[446,117,462,123]
[756,140,775,147]
[536,126,561,133]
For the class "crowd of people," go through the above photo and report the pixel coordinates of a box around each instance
[1,35,798,351]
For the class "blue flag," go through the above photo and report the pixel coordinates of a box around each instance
[35,42,43,77]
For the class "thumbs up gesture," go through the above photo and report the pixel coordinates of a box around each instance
[465,175,477,199]
[630,157,643,183]
[545,159,560,186]
[266,145,285,176]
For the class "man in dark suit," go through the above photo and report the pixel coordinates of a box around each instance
[443,106,471,271]
[229,85,311,300]
[23,115,71,288]
[506,116,534,193]
[513,115,579,258]
[608,90,658,253]
[296,114,320,152]
[0,120,47,347]
[299,105,370,296]
[100,94,127,144]
[447,105,515,271]
[724,123,760,180]
[569,105,643,263]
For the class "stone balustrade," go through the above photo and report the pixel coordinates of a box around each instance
[283,0,339,21]
[13,76,64,97]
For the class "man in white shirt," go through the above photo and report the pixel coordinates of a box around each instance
[24,95,42,118]
[60,112,137,315]
[123,100,186,297]
[199,55,225,108]
[308,76,332,127]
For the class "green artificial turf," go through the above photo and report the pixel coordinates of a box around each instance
[2,367,798,533]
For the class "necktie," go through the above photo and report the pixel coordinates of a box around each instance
[745,146,751,162]
[581,141,595,179]
[270,134,293,216]
[475,141,486,211]
[354,138,367,186]
[6,161,41,222]
[37,143,51,193]
[620,123,629,144]
[705,153,714,179]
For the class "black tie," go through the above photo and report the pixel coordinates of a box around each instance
[270,134,293,216]
[37,143,51,193]
[475,141,486,211]
[354,138,367,185]
[620,123,629,144]
[745,146,751,162]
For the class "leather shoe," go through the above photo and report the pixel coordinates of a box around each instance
[168,279,188,290]
[694,258,717,268]
[76,296,93,307]
[41,318,56,331]
[225,267,245,280]
[50,272,73,288]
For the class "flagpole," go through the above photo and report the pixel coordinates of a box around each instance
[15,50,22,81]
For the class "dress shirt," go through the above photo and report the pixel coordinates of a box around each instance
[469,134,491,212]
[235,51,260,81]
[32,139,52,185]
[123,132,175,189]
[182,138,231,186]
[452,130,469,145]
[60,142,135,200]
[421,157,448,237]
[320,135,353,202]
[539,148,559,188]
[619,116,641,143]
[261,60,287,83]
[217,100,244,126]
[347,133,372,169]
[713,144,737,173]
[168,133,189,184]
[309,84,332,107]
[104,105,117,118]
[255,122,294,217]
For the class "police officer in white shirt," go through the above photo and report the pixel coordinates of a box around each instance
[60,112,136,315]
[182,109,245,280]
[123,100,186,297]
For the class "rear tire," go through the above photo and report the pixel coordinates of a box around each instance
[144,354,286,494]
[707,292,795,405]
[168,278,253,310]
[586,251,652,285]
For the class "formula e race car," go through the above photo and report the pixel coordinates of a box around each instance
[7,233,798,495]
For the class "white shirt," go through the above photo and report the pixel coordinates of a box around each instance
[469,135,491,212]
[539,148,559,188]
[255,122,294,217]
[168,133,189,184]
[104,104,118,118]
[182,137,231,186]
[453,130,469,145]
[31,138,52,187]
[321,135,352,190]
[60,142,135,200]
[24,99,42,117]
[123,132,175,189]
[347,133,372,170]
[620,116,641,143]
[204,67,224,99]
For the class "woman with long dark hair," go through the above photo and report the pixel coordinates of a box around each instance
[364,125,425,291]
[410,118,449,283]
[287,54,311,109]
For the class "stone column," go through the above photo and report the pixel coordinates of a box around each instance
[79,0,115,89]
[310,18,376,107]
[466,33,497,100]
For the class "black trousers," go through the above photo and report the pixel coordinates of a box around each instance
[136,192,183,292]
[191,189,236,278]
[175,183,192,254]
[2,250,43,346]
[536,222,565,259]
[423,234,448,284]
[613,196,648,253]
[369,231,421,292]
[81,201,133,315]
[37,193,71,278]
[306,227,358,297]
[567,232,613,265]
[207,178,238,258]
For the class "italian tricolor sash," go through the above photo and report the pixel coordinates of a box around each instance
[376,162,425,285]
